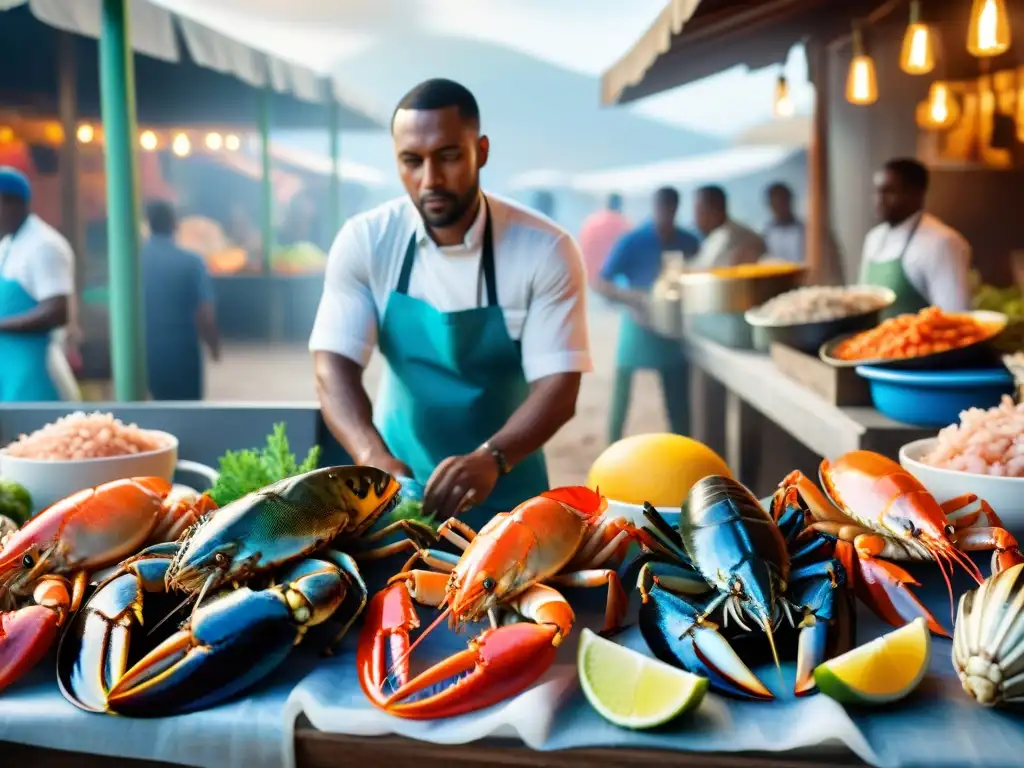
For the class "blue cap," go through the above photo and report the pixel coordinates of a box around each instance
[0,167,30,202]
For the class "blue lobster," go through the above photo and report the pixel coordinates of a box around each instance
[626,474,854,700]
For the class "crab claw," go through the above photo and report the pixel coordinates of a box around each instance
[357,581,560,719]
[639,579,773,700]
[836,542,948,637]
[0,605,61,692]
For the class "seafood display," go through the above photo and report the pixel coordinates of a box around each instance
[357,486,632,719]
[777,450,1024,635]
[921,395,1024,477]
[753,286,892,325]
[56,465,417,717]
[953,562,1024,707]
[2,412,170,460]
[628,475,851,700]
[0,477,216,693]
[831,307,1000,362]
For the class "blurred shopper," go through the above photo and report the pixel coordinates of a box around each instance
[0,166,77,402]
[595,187,699,442]
[692,185,766,268]
[762,182,805,264]
[310,79,590,526]
[579,192,632,283]
[142,200,221,400]
[860,158,970,317]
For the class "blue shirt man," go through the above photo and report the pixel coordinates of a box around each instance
[142,200,220,400]
[595,187,700,443]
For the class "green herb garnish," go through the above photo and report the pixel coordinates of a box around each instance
[208,423,320,507]
[389,498,438,530]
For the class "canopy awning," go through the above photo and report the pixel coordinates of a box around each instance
[600,0,883,105]
[0,0,383,129]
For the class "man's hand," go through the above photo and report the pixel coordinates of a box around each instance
[423,448,500,520]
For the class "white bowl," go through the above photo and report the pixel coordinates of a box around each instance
[899,437,1024,538]
[0,431,217,516]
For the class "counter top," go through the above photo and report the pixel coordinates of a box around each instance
[682,336,934,459]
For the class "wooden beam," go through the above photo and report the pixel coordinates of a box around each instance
[805,39,831,285]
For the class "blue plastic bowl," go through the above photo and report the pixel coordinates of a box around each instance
[855,366,1015,427]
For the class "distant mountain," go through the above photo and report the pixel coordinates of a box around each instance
[276,31,725,194]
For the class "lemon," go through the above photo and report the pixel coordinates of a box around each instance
[586,434,731,507]
[814,617,931,705]
[577,628,708,729]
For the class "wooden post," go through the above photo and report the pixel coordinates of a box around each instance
[805,40,832,285]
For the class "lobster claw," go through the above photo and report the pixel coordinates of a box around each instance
[0,605,62,692]
[358,582,560,719]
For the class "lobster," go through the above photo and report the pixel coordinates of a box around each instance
[627,474,852,700]
[776,450,1024,637]
[357,486,633,719]
[0,477,216,694]
[56,465,430,717]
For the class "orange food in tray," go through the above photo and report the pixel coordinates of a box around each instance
[833,306,999,361]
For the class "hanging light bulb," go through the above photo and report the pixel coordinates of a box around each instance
[204,132,223,151]
[773,74,795,117]
[846,26,879,105]
[224,134,241,151]
[915,82,961,130]
[139,131,159,151]
[171,133,191,157]
[77,124,94,144]
[899,1,936,74]
[967,0,1011,58]
[0,126,13,144]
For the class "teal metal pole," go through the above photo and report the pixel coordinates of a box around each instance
[99,0,146,401]
[260,86,273,275]
[328,97,341,232]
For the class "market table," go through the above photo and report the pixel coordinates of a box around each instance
[682,335,934,485]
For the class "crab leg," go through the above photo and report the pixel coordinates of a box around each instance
[549,569,627,631]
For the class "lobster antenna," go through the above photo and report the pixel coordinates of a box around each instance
[761,613,784,691]
[385,603,452,686]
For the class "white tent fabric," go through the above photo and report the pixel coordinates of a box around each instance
[0,0,379,119]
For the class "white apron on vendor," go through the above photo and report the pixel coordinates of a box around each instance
[859,212,972,319]
[309,194,591,528]
[0,173,79,402]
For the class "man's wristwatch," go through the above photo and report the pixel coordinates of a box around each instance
[480,441,511,475]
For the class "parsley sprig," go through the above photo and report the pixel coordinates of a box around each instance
[207,423,320,507]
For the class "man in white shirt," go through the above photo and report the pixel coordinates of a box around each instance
[859,158,971,317]
[761,182,805,264]
[310,79,591,525]
[691,185,767,269]
[0,167,76,402]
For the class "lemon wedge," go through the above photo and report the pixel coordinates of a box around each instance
[814,617,931,704]
[577,628,708,729]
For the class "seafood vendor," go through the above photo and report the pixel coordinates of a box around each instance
[860,158,971,317]
[691,185,767,268]
[0,167,75,402]
[310,79,591,524]
[594,187,699,442]
[761,182,805,264]
[141,200,221,400]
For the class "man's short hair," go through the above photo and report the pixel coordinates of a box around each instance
[392,78,480,131]
[654,187,679,208]
[146,199,176,236]
[766,182,792,198]
[696,185,727,211]
[884,158,929,192]
[607,192,623,211]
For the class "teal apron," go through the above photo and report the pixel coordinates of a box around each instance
[864,214,929,320]
[376,200,549,527]
[0,232,59,402]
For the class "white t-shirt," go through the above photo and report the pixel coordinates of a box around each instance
[0,213,74,302]
[691,219,767,270]
[858,212,971,312]
[762,221,805,264]
[309,193,593,383]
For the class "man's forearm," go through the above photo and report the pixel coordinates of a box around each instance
[0,296,67,333]
[483,372,581,468]
[314,351,393,464]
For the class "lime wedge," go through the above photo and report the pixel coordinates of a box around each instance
[577,628,708,729]
[814,617,931,704]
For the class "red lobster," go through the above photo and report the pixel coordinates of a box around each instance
[776,450,1024,636]
[0,477,216,692]
[358,486,632,719]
